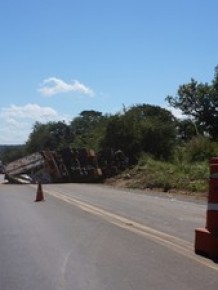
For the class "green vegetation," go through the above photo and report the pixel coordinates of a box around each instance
[166,65,218,140]
[0,145,25,164]
[2,65,218,195]
[24,104,177,164]
[114,153,209,195]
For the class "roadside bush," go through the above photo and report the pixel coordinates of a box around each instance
[184,136,218,162]
[128,153,209,193]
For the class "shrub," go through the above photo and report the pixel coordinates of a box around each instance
[185,136,218,162]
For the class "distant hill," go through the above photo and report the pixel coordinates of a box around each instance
[0,145,23,152]
[0,145,25,161]
[0,145,10,154]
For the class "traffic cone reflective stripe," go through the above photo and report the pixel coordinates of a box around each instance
[35,182,45,202]
[207,203,218,211]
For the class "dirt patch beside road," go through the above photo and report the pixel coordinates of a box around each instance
[104,174,207,201]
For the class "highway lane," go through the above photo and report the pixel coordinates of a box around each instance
[43,183,206,243]
[0,183,217,290]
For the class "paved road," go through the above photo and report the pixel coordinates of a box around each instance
[0,182,217,290]
[43,183,206,243]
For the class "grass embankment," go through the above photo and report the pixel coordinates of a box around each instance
[106,156,209,198]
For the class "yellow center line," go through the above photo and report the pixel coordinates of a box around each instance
[44,188,218,272]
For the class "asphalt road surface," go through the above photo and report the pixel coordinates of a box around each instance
[0,180,218,290]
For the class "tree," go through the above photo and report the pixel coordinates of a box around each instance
[70,110,103,135]
[0,145,26,164]
[70,110,107,149]
[25,121,72,153]
[24,105,177,163]
[166,66,218,140]
[47,121,73,149]
[100,114,142,162]
[176,119,197,142]
[101,104,177,162]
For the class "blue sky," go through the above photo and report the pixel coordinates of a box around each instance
[0,0,217,144]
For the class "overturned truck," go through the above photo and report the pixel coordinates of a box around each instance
[4,148,128,184]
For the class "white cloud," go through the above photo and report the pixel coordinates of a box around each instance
[1,104,58,121]
[38,77,94,97]
[166,106,185,119]
[0,104,69,144]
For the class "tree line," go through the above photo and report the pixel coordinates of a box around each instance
[2,65,218,165]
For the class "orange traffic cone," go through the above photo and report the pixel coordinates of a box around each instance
[195,157,218,259]
[35,182,45,202]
